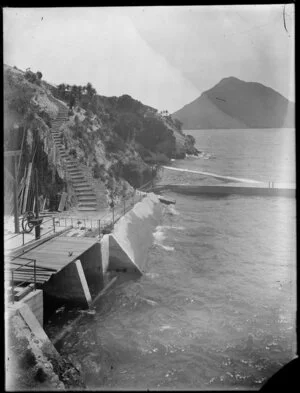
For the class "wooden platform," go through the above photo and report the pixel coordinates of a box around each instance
[5,236,99,285]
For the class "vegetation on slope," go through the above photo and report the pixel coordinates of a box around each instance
[52,81,198,188]
[4,64,199,212]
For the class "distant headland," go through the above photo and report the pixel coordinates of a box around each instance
[172,77,295,129]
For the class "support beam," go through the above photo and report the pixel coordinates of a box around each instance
[22,163,32,214]
[108,234,142,274]
[74,260,92,307]
[42,259,92,307]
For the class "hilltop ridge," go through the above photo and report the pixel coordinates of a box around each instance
[173,77,295,129]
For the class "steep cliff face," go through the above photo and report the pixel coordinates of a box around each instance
[173,76,295,129]
[4,64,199,213]
[4,65,66,213]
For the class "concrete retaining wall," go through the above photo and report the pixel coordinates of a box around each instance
[6,302,65,390]
[42,243,104,306]
[21,289,44,326]
[106,193,162,273]
[154,184,295,198]
[43,259,92,306]
[80,243,103,298]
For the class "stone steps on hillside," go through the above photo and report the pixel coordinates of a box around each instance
[50,99,100,211]
[70,174,85,179]
[72,181,93,187]
[78,201,97,207]
[67,170,82,175]
[77,206,97,211]
[65,159,77,164]
[78,196,98,201]
[73,183,95,192]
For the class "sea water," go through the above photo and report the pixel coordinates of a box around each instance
[45,128,296,390]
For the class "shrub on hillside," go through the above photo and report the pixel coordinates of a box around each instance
[122,161,143,188]
[144,152,170,165]
[92,162,106,180]
[105,134,126,153]
[24,69,42,85]
[69,148,77,158]
[113,112,142,142]
[136,116,176,156]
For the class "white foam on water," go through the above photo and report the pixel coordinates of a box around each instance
[153,225,175,251]
[144,272,160,279]
[159,325,174,331]
[165,204,179,216]
[161,225,185,231]
[153,226,166,243]
[140,297,158,306]
[160,245,175,251]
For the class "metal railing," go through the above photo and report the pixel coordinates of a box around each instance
[4,215,57,247]
[6,256,37,304]
[5,176,154,247]
[55,190,146,235]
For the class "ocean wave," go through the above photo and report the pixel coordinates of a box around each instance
[165,204,179,216]
[153,226,175,251]
[153,226,166,243]
[157,225,185,231]
[160,245,175,251]
[144,272,160,279]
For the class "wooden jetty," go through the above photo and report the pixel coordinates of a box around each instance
[5,236,100,285]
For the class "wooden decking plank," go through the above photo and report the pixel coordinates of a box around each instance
[7,235,99,286]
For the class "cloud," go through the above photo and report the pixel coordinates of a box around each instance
[3,5,294,112]
[3,7,200,112]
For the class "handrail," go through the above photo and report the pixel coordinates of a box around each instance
[5,214,57,246]
[54,190,145,233]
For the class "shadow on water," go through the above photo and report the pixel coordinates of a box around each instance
[44,270,142,342]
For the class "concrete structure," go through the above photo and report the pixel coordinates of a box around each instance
[153,183,296,198]
[6,301,65,390]
[108,234,142,274]
[102,193,162,274]
[20,289,44,326]
[162,165,264,184]
[43,259,93,306]
[42,241,103,306]
[8,193,163,311]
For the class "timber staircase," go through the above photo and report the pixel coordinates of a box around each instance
[50,99,98,212]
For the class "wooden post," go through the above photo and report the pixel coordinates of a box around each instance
[22,162,32,214]
[35,169,39,219]
[12,155,20,233]
[34,168,40,240]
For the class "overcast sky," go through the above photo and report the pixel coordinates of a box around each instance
[4,5,295,113]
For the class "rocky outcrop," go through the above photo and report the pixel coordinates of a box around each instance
[6,303,85,390]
